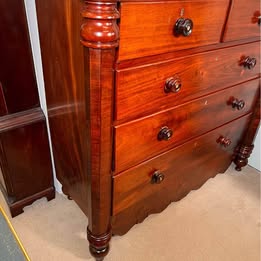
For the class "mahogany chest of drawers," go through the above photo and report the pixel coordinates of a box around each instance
[36,0,260,259]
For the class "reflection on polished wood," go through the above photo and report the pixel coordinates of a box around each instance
[0,0,39,114]
[36,0,260,259]
[0,0,54,217]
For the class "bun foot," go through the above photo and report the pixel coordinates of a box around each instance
[61,186,72,200]
[235,166,242,171]
[234,144,254,171]
[89,244,109,261]
[87,227,111,261]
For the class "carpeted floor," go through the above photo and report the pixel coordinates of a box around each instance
[0,207,29,261]
[0,164,260,261]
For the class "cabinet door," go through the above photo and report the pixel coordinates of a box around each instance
[0,0,39,115]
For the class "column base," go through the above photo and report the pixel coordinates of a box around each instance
[87,227,112,261]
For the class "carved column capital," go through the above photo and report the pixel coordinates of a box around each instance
[81,1,120,49]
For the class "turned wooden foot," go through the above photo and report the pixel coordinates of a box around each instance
[87,227,111,261]
[61,186,72,200]
[234,144,254,171]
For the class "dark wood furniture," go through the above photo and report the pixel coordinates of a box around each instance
[0,0,55,217]
[36,0,260,259]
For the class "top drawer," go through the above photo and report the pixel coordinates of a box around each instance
[118,0,230,60]
[223,0,260,42]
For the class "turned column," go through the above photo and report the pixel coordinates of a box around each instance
[234,85,260,171]
[80,1,119,260]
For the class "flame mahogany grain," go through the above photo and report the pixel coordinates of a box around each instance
[223,0,260,42]
[0,0,54,217]
[37,0,119,260]
[36,0,260,259]
[36,0,89,213]
[115,42,260,122]
[112,114,252,234]
[115,38,260,70]
[114,79,259,173]
[0,0,39,114]
[118,0,230,60]
[81,2,120,259]
[0,109,55,217]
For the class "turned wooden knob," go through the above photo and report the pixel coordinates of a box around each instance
[164,76,182,93]
[158,126,173,141]
[174,18,193,37]
[217,136,232,148]
[243,56,256,70]
[151,171,165,184]
[231,98,245,110]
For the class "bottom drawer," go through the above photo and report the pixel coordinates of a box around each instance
[112,114,251,235]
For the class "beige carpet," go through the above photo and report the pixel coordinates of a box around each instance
[0,164,260,261]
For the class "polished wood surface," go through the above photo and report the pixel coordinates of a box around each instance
[116,42,260,121]
[36,0,261,259]
[0,0,54,217]
[223,0,260,42]
[85,48,116,258]
[0,108,44,132]
[116,38,260,70]
[0,109,55,217]
[0,0,39,114]
[118,0,229,60]
[37,0,119,259]
[235,81,260,171]
[82,2,120,258]
[114,79,259,172]
[36,0,90,214]
[112,114,251,234]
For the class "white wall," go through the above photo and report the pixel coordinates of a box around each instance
[24,0,63,193]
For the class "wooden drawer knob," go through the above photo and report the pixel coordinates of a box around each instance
[158,126,173,141]
[151,171,165,184]
[231,98,245,110]
[253,11,261,26]
[242,56,256,70]
[174,18,193,37]
[164,76,182,93]
[217,136,231,148]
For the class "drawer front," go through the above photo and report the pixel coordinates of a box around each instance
[118,0,229,60]
[116,42,260,121]
[114,79,259,172]
[113,114,251,217]
[223,0,260,42]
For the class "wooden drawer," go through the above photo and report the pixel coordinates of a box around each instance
[114,79,259,172]
[223,0,260,42]
[118,0,229,61]
[116,42,260,121]
[113,114,251,218]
